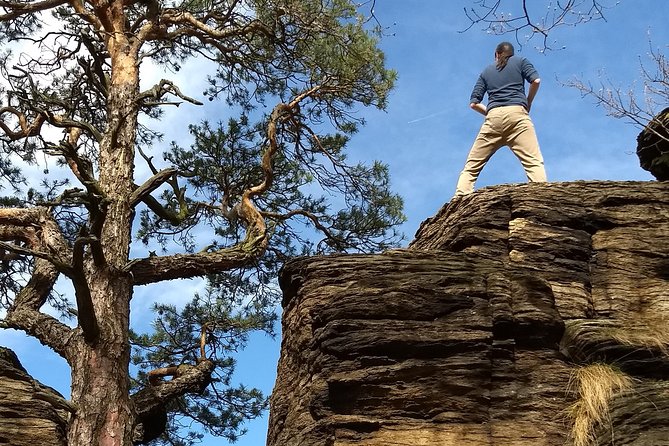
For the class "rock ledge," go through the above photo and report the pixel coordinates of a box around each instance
[268,181,669,446]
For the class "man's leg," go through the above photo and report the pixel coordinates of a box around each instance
[505,107,547,182]
[455,117,503,196]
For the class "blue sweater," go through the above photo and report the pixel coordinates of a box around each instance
[470,56,539,112]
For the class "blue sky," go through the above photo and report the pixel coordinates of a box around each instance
[1,1,667,445]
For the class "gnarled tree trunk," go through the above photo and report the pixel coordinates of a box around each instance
[66,27,139,446]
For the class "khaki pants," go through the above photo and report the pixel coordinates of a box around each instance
[455,105,547,196]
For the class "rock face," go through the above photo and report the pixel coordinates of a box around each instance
[0,346,68,446]
[268,181,669,446]
[637,107,669,181]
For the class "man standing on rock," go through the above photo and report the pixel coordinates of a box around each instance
[454,41,547,196]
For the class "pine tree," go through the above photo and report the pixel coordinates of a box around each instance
[0,1,403,444]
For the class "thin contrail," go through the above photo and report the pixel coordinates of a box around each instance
[407,109,449,124]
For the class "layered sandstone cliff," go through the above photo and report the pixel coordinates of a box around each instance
[268,181,669,446]
[0,346,68,446]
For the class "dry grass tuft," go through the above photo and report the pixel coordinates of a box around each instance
[609,313,669,355]
[567,363,635,446]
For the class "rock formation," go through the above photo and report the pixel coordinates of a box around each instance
[0,346,68,446]
[268,181,669,446]
[637,107,669,181]
[0,344,178,445]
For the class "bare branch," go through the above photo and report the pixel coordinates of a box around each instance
[5,304,79,360]
[565,41,669,131]
[566,38,669,180]
[140,194,187,226]
[138,79,204,107]
[461,0,616,50]
[130,168,178,207]
[0,207,96,347]
[131,360,216,443]
[0,240,70,272]
[10,257,59,311]
[0,0,68,20]
[124,243,264,286]
[0,106,46,140]
[261,208,339,243]
[147,365,180,386]
[0,224,39,247]
[72,234,100,344]
[159,11,272,41]
[245,85,325,205]
[135,146,191,225]
[0,208,73,272]
[5,260,77,360]
[45,112,103,143]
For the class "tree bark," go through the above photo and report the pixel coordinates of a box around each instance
[66,10,139,445]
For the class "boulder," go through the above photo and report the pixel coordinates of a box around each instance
[268,181,669,446]
[637,107,669,181]
[0,346,68,446]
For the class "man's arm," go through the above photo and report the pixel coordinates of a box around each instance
[526,78,540,112]
[469,74,486,116]
[470,102,487,116]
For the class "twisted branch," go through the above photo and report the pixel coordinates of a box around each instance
[0,106,46,140]
[0,207,99,347]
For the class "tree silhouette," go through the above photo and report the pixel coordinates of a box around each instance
[567,42,669,180]
[462,0,618,50]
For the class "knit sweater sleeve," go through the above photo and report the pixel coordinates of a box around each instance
[521,58,539,83]
[470,74,486,104]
